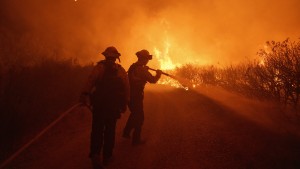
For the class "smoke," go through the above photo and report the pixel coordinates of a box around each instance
[1,0,300,69]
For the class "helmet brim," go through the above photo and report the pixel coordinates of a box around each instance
[102,51,121,57]
[137,55,152,60]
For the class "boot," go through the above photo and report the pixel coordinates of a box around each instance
[103,156,114,166]
[132,139,146,146]
[132,127,146,145]
[90,154,104,169]
[122,132,131,139]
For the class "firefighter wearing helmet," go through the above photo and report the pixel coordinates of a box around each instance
[122,49,162,145]
[80,46,129,168]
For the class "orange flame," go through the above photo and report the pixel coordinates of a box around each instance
[153,40,178,70]
[153,40,189,90]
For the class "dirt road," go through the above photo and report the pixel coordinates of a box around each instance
[5,86,300,169]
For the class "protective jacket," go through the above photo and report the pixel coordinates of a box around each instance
[123,62,161,142]
[82,60,129,118]
[128,62,161,101]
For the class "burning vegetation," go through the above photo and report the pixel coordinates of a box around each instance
[155,39,300,109]
[1,27,300,162]
[1,0,300,167]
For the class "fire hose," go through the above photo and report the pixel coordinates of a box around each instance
[147,67,189,88]
[147,67,176,79]
[0,103,83,169]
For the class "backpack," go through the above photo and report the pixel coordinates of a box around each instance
[91,61,127,114]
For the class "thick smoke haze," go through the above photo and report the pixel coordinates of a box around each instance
[1,0,300,69]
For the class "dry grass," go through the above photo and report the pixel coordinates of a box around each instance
[174,39,300,110]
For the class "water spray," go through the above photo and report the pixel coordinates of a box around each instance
[147,67,189,89]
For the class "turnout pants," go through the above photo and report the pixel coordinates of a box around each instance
[123,99,144,143]
[90,110,117,159]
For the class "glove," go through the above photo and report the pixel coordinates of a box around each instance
[119,100,128,114]
[156,69,163,76]
[79,93,90,106]
[120,105,127,114]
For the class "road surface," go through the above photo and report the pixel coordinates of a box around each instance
[4,85,300,169]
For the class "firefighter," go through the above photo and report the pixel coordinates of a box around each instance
[80,46,129,169]
[122,49,162,145]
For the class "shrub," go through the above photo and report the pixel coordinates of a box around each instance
[173,39,300,108]
[257,39,300,106]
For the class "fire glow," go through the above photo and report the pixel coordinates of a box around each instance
[153,41,189,90]
[154,41,177,70]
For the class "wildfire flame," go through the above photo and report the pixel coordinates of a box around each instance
[154,41,177,70]
[153,39,188,90]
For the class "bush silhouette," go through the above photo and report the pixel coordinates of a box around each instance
[173,39,300,109]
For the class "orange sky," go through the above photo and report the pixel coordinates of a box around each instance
[1,0,300,69]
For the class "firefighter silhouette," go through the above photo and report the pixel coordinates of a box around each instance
[80,46,129,168]
[123,49,162,145]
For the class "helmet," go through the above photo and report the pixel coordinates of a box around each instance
[102,46,121,58]
[136,49,152,60]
